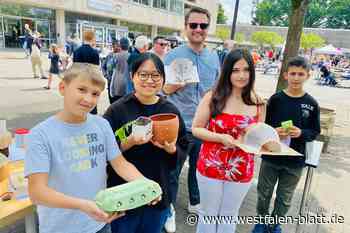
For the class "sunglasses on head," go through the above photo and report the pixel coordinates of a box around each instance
[188,23,209,30]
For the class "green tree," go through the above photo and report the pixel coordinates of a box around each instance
[235,32,245,43]
[253,0,290,26]
[300,33,325,50]
[327,0,350,29]
[217,3,228,24]
[253,0,348,29]
[277,0,311,91]
[216,26,230,41]
[251,31,284,48]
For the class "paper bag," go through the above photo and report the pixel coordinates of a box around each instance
[305,141,324,167]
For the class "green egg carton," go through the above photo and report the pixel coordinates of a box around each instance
[281,120,293,131]
[95,178,162,213]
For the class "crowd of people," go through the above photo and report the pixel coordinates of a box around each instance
[22,6,321,233]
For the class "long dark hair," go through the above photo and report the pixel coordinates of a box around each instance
[210,48,262,117]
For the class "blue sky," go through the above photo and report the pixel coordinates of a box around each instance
[219,0,254,24]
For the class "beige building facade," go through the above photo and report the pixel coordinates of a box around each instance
[0,0,218,48]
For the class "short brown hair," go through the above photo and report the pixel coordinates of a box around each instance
[83,30,96,42]
[62,63,105,90]
[185,7,211,25]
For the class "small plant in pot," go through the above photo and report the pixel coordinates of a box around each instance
[132,116,153,139]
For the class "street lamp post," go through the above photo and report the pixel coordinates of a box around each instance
[230,0,240,40]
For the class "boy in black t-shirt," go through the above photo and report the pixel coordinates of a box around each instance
[252,56,321,233]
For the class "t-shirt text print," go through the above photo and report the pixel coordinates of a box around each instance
[301,104,314,119]
[63,133,105,173]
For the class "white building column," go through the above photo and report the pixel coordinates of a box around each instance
[55,9,65,46]
[151,25,158,39]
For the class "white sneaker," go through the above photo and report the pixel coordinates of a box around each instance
[164,204,176,233]
[187,203,201,214]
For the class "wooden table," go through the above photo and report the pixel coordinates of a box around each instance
[0,161,37,233]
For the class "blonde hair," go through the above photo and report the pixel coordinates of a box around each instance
[62,63,105,90]
[50,43,58,53]
[83,30,96,42]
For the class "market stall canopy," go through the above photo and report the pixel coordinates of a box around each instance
[314,44,343,55]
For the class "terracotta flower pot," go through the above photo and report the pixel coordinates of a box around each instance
[150,113,179,145]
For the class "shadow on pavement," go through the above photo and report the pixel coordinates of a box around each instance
[6,110,59,131]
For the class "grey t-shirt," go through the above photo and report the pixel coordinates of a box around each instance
[25,114,120,233]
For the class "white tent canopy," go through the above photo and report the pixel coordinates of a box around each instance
[314,44,343,55]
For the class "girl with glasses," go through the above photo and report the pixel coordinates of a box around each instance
[103,53,188,233]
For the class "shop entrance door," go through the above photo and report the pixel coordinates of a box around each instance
[77,21,128,48]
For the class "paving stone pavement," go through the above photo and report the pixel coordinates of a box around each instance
[0,52,349,233]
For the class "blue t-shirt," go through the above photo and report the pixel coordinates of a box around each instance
[25,114,120,233]
[164,45,220,130]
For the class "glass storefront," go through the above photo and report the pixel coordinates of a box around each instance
[0,3,56,49]
[120,21,152,37]
[65,12,128,48]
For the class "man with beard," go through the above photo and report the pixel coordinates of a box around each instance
[162,7,220,233]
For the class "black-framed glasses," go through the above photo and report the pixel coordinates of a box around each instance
[188,23,209,30]
[137,71,162,82]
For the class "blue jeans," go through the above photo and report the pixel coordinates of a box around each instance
[96,224,112,233]
[169,132,201,205]
[111,207,169,233]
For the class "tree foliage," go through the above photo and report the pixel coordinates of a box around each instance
[276,0,310,91]
[217,3,228,24]
[235,32,245,43]
[251,31,284,48]
[216,26,230,41]
[300,33,325,50]
[253,0,350,29]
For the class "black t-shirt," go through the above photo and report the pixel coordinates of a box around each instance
[103,93,188,210]
[262,91,321,167]
[320,65,330,77]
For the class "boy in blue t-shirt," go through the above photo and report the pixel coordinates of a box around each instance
[252,56,321,233]
[25,63,151,233]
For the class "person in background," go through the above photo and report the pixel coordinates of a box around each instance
[218,40,234,66]
[150,36,169,60]
[23,23,33,56]
[125,35,149,94]
[30,31,46,79]
[73,30,100,114]
[102,40,121,104]
[109,38,130,104]
[73,30,100,66]
[44,44,60,90]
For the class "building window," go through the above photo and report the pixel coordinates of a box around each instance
[169,0,184,14]
[65,12,113,24]
[120,21,152,37]
[153,0,168,10]
[132,0,150,6]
